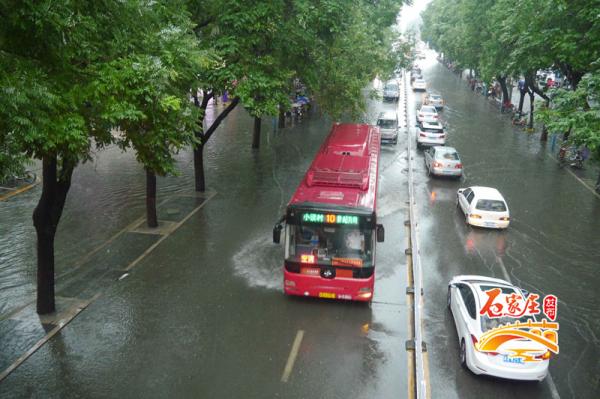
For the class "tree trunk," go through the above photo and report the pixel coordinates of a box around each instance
[146,168,158,228]
[192,97,240,192]
[540,125,548,141]
[498,76,509,107]
[528,90,535,129]
[193,143,206,192]
[278,106,286,129]
[252,116,261,149]
[518,90,525,115]
[33,155,74,314]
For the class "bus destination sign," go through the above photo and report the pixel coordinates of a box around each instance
[302,212,359,225]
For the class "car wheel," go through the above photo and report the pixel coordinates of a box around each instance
[447,287,451,309]
[460,339,467,368]
[465,213,470,226]
[427,165,431,176]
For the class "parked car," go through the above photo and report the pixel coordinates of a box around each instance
[376,111,399,145]
[413,78,426,91]
[424,146,462,177]
[416,121,446,148]
[416,105,438,123]
[424,93,445,109]
[448,275,550,381]
[456,186,510,229]
[383,81,399,101]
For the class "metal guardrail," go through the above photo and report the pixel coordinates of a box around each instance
[403,70,427,399]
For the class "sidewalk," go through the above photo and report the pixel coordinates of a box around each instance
[0,190,215,380]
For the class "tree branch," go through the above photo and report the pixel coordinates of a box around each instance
[203,97,240,143]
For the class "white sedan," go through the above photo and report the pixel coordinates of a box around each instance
[448,275,550,381]
[413,78,426,91]
[416,105,438,123]
[457,186,510,229]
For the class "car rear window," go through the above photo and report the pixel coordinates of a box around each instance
[480,314,536,332]
[475,199,507,212]
[377,119,397,129]
[421,106,436,113]
[431,95,441,100]
[439,151,458,160]
[422,128,443,133]
[385,84,398,91]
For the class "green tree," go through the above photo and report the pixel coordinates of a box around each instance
[0,0,199,313]
[539,71,600,192]
[91,4,205,226]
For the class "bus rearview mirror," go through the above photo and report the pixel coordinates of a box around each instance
[273,224,283,244]
[376,224,385,242]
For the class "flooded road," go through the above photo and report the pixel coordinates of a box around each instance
[1,84,412,397]
[412,52,600,398]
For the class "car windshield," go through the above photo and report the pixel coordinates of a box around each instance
[475,199,507,212]
[415,79,425,83]
[377,119,397,129]
[438,151,459,160]
[286,224,374,267]
[431,95,441,100]
[421,106,436,113]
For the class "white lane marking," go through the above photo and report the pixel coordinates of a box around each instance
[495,256,511,283]
[495,256,561,398]
[546,372,561,399]
[281,330,305,383]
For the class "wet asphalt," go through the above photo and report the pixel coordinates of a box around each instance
[1,84,411,397]
[1,52,599,398]
[412,52,600,399]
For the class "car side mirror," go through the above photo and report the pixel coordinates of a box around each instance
[376,224,385,242]
[273,224,283,244]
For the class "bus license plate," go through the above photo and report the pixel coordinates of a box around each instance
[318,292,336,299]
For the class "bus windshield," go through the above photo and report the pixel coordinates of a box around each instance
[286,223,373,267]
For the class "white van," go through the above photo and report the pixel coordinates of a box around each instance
[376,111,399,145]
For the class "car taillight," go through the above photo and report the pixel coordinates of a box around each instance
[470,214,482,219]
[434,115,438,118]
[471,334,478,345]
[433,161,443,168]
[419,113,423,117]
[499,216,510,221]
[455,163,462,169]
[420,133,426,137]
[358,287,373,299]
[485,351,499,356]
[440,134,445,138]
[535,351,552,360]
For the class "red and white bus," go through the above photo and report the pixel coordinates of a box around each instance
[273,123,384,302]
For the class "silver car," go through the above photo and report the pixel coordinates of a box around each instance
[383,81,399,102]
[376,111,399,145]
[424,146,462,178]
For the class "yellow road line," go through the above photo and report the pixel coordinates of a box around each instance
[281,330,305,383]
[0,181,39,202]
